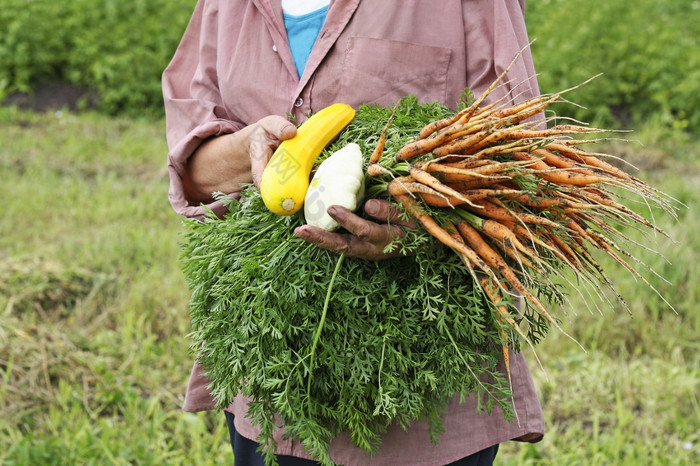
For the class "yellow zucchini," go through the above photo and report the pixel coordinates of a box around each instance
[260,103,355,215]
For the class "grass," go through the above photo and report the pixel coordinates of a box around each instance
[0,107,231,465]
[1,107,698,465]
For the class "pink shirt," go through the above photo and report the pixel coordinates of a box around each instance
[163,1,545,464]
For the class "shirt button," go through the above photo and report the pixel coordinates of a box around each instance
[294,97,303,107]
[272,44,278,52]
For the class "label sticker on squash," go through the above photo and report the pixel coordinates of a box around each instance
[304,184,327,221]
[266,147,301,183]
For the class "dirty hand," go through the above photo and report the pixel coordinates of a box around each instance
[294,199,416,260]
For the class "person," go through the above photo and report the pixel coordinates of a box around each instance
[163,1,545,464]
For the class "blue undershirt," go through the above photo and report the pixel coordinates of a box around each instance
[283,6,328,78]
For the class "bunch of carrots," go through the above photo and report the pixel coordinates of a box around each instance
[366,62,677,376]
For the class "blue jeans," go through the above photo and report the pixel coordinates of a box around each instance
[225,412,499,466]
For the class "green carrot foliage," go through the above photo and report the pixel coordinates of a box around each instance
[179,97,549,465]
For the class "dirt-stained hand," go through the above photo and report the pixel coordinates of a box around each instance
[294,199,416,260]
[247,115,297,187]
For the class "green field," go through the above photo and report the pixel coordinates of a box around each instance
[1,0,699,462]
[1,105,698,465]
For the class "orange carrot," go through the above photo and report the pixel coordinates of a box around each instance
[459,218,536,269]
[478,218,538,258]
[431,127,495,157]
[570,189,658,230]
[486,93,559,124]
[367,163,392,177]
[463,198,565,229]
[496,189,594,211]
[511,152,615,187]
[408,167,480,208]
[565,215,598,246]
[483,73,602,125]
[510,223,568,260]
[395,120,490,161]
[431,118,539,157]
[532,148,580,170]
[457,220,513,279]
[418,108,469,140]
[416,157,493,171]
[546,230,586,271]
[416,188,520,208]
[369,107,397,164]
[467,140,537,160]
[457,217,583,350]
[392,193,496,281]
[546,142,638,182]
[417,192,466,208]
[387,178,450,202]
[509,124,605,139]
[444,176,513,192]
[462,124,601,157]
[477,273,515,388]
[422,159,529,183]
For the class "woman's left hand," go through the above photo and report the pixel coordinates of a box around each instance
[294,199,415,260]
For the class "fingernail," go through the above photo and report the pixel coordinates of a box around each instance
[364,200,378,215]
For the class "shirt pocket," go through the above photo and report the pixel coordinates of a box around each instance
[337,37,452,108]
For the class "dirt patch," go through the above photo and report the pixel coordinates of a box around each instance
[2,82,99,113]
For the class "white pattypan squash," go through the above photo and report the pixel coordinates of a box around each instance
[304,142,365,231]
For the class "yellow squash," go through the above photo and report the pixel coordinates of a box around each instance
[259,103,355,215]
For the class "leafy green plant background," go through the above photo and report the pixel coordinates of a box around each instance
[1,0,698,131]
[1,0,698,464]
[0,0,195,116]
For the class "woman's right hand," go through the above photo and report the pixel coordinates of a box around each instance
[245,116,298,187]
[183,115,296,205]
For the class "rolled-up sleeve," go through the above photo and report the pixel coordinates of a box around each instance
[162,0,245,220]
